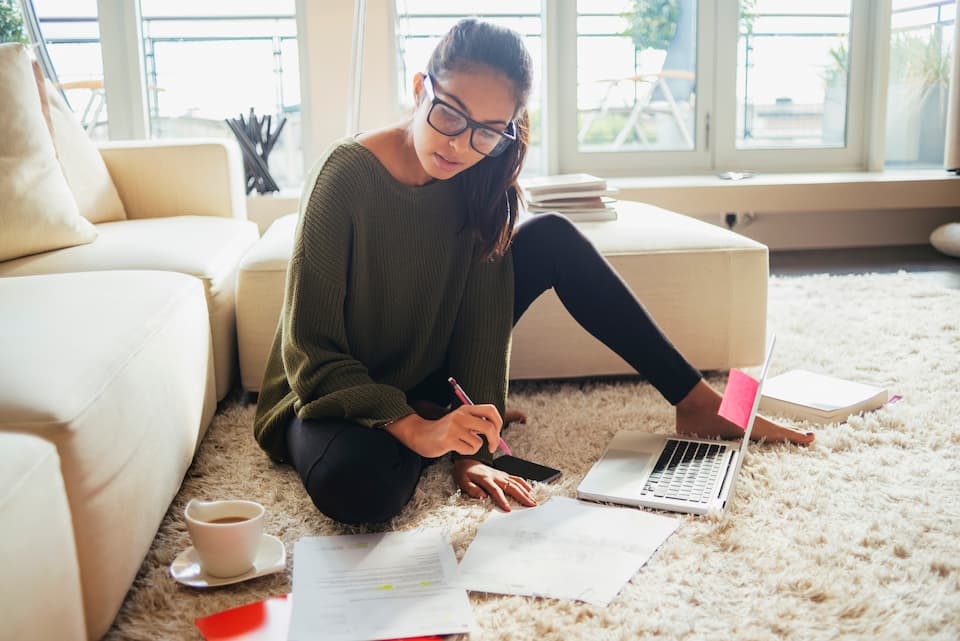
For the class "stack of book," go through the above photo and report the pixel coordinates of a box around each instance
[521,173,619,222]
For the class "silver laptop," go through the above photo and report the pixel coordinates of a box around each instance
[577,337,776,516]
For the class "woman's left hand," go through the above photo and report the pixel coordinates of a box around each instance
[453,459,537,511]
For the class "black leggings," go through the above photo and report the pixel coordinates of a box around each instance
[286,213,702,524]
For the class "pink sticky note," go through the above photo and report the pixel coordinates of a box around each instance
[717,369,759,430]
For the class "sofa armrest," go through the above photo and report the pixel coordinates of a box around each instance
[98,138,248,221]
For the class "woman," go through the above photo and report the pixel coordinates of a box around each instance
[254,18,813,525]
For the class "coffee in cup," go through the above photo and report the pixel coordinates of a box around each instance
[184,499,265,577]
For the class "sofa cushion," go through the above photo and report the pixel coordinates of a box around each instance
[0,43,96,262]
[0,215,260,400]
[0,433,86,641]
[45,79,126,224]
[0,270,216,639]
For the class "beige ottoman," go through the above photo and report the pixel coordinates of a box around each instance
[236,201,768,391]
[237,212,298,392]
[511,201,768,378]
[0,432,86,641]
[0,271,217,640]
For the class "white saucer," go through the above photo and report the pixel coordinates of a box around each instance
[170,534,286,588]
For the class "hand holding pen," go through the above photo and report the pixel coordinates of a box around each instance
[378,379,507,459]
[448,377,512,456]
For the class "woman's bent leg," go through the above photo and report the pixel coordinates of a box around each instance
[286,416,424,524]
[511,212,702,404]
[510,214,813,445]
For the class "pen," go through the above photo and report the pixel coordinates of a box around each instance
[447,376,512,456]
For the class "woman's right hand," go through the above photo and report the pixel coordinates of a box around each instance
[385,404,503,458]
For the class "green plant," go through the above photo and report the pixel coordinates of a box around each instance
[621,0,680,52]
[0,0,29,45]
[825,42,848,87]
[889,28,951,88]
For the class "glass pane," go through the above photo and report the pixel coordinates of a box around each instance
[395,1,543,175]
[736,0,852,149]
[139,0,295,17]
[884,0,955,168]
[34,0,98,18]
[141,7,303,189]
[576,0,697,153]
[32,1,107,141]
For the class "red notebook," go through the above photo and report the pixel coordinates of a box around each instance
[194,594,443,641]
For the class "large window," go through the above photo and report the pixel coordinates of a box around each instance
[139,1,303,189]
[28,0,958,183]
[30,0,303,189]
[555,0,871,175]
[395,0,958,176]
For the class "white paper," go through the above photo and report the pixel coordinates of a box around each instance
[458,497,679,605]
[287,528,475,641]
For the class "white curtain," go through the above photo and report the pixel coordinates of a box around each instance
[945,0,960,172]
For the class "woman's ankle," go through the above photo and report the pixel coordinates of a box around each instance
[676,379,721,413]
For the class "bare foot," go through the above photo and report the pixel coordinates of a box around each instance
[675,380,814,446]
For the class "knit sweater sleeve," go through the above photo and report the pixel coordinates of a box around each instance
[446,249,515,465]
[282,149,416,427]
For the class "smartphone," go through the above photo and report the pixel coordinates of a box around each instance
[491,455,562,484]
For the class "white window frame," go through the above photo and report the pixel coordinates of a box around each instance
[96,0,149,140]
[554,0,716,175]
[711,0,873,172]
[556,0,879,176]
[94,0,901,176]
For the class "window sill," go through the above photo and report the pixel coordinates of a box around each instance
[244,171,959,242]
[608,169,960,216]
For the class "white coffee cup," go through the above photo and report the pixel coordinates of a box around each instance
[184,499,265,577]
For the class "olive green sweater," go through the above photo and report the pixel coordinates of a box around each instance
[253,138,514,465]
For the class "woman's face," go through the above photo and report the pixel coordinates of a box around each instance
[411,66,517,180]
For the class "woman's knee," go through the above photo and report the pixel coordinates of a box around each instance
[300,427,422,524]
[522,212,587,253]
[529,211,577,234]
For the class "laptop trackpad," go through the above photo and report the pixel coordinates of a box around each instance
[578,449,652,498]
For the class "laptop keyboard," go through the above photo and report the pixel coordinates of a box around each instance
[642,439,728,504]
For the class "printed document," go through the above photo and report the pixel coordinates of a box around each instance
[287,529,475,641]
[458,497,679,605]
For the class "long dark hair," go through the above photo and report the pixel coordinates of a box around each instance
[425,18,532,261]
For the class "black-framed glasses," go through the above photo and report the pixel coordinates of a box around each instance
[422,73,516,158]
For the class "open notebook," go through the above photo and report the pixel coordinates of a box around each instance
[577,338,775,515]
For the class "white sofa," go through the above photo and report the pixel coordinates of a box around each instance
[0,432,86,641]
[0,43,258,640]
[0,272,216,641]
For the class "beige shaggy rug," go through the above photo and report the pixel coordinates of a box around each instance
[104,272,960,641]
